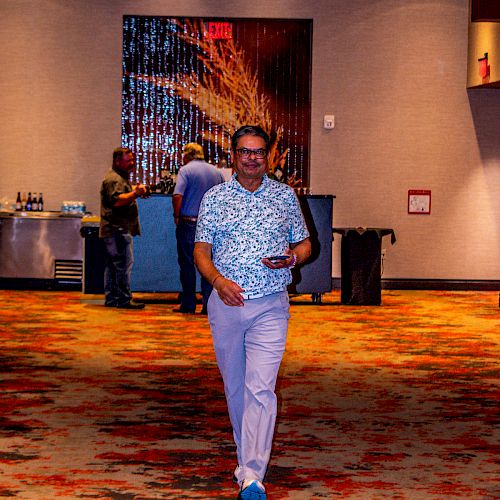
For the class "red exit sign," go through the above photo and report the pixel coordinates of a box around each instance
[205,22,233,40]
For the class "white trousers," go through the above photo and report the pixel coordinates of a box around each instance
[207,290,290,484]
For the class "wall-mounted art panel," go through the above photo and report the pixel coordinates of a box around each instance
[122,16,312,187]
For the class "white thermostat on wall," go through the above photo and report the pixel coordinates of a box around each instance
[324,115,335,129]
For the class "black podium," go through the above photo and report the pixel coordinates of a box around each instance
[289,195,334,302]
[333,227,396,305]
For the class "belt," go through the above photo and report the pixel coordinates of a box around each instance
[180,216,198,222]
[240,292,265,300]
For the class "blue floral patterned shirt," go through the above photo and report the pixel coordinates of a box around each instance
[195,174,309,295]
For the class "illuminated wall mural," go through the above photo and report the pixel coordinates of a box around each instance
[122,17,312,187]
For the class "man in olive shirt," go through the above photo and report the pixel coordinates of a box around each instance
[100,147,147,309]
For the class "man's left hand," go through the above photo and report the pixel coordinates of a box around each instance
[262,251,295,269]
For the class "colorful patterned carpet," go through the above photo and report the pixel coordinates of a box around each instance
[0,289,498,499]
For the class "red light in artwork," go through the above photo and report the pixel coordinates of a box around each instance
[206,22,233,40]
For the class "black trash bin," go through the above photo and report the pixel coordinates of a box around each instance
[333,227,396,305]
[80,223,106,294]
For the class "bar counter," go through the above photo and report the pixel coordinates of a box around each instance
[104,194,334,301]
[2,193,335,301]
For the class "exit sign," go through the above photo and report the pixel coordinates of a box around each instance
[205,22,233,40]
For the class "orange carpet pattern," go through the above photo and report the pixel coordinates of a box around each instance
[0,290,498,499]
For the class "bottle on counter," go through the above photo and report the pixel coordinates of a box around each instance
[21,192,27,211]
[38,193,44,211]
[26,192,32,211]
[32,193,38,211]
[16,192,22,211]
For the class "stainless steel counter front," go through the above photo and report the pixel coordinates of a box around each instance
[0,211,83,281]
[1,210,74,219]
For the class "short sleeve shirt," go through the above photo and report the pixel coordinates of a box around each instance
[99,168,140,238]
[173,160,225,216]
[195,174,309,295]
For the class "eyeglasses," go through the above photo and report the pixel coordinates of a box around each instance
[235,148,268,159]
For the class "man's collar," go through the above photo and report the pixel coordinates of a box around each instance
[230,173,269,194]
[112,166,130,180]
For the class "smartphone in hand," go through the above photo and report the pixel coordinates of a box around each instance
[266,255,289,263]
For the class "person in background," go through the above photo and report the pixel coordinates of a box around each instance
[99,147,147,309]
[193,125,311,499]
[173,143,224,314]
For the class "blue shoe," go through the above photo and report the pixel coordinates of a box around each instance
[238,480,266,500]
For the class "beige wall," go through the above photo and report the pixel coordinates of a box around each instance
[1,0,499,280]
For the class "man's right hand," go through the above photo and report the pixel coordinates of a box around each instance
[134,184,147,197]
[114,185,147,207]
[214,277,245,307]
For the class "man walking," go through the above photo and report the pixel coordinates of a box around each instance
[173,143,224,314]
[194,126,311,499]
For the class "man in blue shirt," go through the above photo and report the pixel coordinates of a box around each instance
[194,126,311,499]
[173,143,224,314]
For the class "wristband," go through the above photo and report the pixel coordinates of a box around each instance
[212,274,223,286]
[287,253,297,269]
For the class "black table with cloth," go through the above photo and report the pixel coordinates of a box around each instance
[332,227,396,305]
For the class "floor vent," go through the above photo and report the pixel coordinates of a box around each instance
[55,260,83,283]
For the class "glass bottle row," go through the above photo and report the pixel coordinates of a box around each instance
[16,192,44,211]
